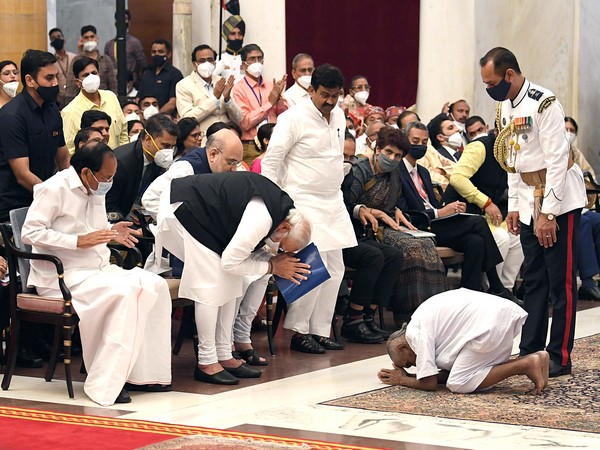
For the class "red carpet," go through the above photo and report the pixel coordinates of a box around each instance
[0,405,378,449]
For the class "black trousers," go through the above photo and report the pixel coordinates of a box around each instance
[342,239,403,309]
[518,209,580,366]
[431,214,503,290]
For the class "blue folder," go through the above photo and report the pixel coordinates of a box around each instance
[274,243,331,304]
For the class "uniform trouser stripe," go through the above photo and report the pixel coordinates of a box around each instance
[561,213,575,365]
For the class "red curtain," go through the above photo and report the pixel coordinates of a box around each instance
[285,0,420,109]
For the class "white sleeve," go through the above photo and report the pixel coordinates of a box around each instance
[221,197,272,276]
[407,324,439,380]
[260,112,296,186]
[142,161,194,219]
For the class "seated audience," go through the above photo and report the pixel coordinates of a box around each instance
[121,98,141,122]
[355,121,386,157]
[427,113,463,162]
[284,53,315,107]
[0,60,19,108]
[175,117,203,159]
[73,126,104,151]
[342,75,372,128]
[348,127,447,326]
[447,99,471,145]
[61,56,128,154]
[139,95,160,122]
[21,141,171,406]
[379,289,548,394]
[80,109,112,145]
[250,123,275,173]
[385,106,404,128]
[137,38,183,115]
[127,119,144,140]
[106,114,179,221]
[176,44,241,145]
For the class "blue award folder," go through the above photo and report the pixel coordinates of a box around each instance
[274,242,331,304]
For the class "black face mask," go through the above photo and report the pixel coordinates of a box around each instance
[227,39,243,53]
[409,144,427,160]
[486,74,511,101]
[36,84,59,103]
[152,55,167,67]
[50,38,65,51]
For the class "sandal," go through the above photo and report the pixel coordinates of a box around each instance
[239,348,269,366]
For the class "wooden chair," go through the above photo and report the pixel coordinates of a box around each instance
[584,171,600,211]
[0,208,78,398]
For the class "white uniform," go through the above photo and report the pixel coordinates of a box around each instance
[284,82,309,107]
[21,167,171,406]
[262,98,357,336]
[406,288,527,393]
[217,52,244,83]
[499,80,587,222]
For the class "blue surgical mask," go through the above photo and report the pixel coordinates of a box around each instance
[89,172,113,196]
[486,73,511,101]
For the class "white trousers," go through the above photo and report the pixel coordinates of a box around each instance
[283,249,344,336]
[39,266,172,406]
[492,226,524,290]
[194,298,237,365]
[233,274,270,344]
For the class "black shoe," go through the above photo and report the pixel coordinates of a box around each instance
[290,333,325,354]
[578,284,600,301]
[224,363,262,378]
[341,319,383,344]
[549,359,572,377]
[312,335,345,350]
[16,347,44,368]
[364,316,392,339]
[115,387,131,404]
[124,383,172,392]
[194,366,239,385]
[489,288,525,307]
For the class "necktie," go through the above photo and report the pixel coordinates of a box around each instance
[410,168,429,201]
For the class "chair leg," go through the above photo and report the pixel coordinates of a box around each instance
[331,314,339,341]
[2,318,20,391]
[271,297,287,337]
[265,278,275,356]
[45,324,61,382]
[172,305,191,355]
[378,307,385,329]
[63,324,74,399]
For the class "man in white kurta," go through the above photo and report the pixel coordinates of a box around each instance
[379,289,549,394]
[21,164,171,406]
[261,64,357,352]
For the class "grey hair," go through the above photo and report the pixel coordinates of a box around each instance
[284,208,312,250]
[404,121,428,136]
[291,53,313,69]
[365,122,388,136]
[386,322,408,359]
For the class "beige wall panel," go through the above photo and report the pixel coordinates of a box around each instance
[0,0,48,64]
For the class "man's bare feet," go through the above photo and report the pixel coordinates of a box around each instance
[523,353,546,394]
[534,350,550,389]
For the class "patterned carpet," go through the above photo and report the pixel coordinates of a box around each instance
[323,334,600,433]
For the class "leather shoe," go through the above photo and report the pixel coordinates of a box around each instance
[290,333,325,354]
[578,284,600,301]
[312,335,345,350]
[341,319,383,344]
[115,387,131,404]
[16,347,43,368]
[489,288,525,308]
[194,366,239,385]
[224,363,261,378]
[364,316,392,339]
[549,359,572,377]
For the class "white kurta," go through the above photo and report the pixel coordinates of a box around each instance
[261,97,356,252]
[21,167,172,406]
[405,288,527,393]
[284,82,309,107]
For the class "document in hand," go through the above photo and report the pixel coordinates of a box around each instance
[275,243,331,304]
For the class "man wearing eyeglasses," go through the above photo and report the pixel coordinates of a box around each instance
[176,45,242,146]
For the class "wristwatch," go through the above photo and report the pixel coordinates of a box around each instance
[544,213,555,221]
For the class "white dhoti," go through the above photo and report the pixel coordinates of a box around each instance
[283,249,345,336]
[38,266,172,406]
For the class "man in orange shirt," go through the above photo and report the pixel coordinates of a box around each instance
[231,44,288,165]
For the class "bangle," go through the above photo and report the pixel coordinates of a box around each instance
[268,260,273,274]
[482,198,492,210]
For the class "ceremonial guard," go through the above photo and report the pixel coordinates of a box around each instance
[479,47,587,377]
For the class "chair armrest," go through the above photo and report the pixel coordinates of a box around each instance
[404,210,432,230]
[108,243,143,267]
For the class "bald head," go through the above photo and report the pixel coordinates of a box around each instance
[206,128,243,173]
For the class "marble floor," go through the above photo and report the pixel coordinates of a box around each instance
[1,301,600,450]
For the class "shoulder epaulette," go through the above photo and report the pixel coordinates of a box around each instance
[527,88,544,101]
[537,96,556,113]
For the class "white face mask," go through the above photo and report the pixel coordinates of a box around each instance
[348,128,356,138]
[472,132,488,141]
[566,131,576,145]
[1,81,19,98]
[129,133,140,142]
[343,162,353,177]
[337,96,344,108]
[125,112,140,122]
[196,61,215,79]
[453,120,465,132]
[353,90,369,105]
[446,131,463,149]
[154,148,174,169]
[368,138,377,150]
[80,74,100,94]
[246,62,263,78]
[83,40,98,52]
[143,105,160,120]
[297,75,311,90]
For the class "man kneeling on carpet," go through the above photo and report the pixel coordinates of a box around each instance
[22,142,172,406]
[378,288,549,394]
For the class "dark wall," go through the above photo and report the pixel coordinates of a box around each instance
[285,0,420,108]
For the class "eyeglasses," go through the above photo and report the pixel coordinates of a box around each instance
[190,132,203,140]
[246,56,264,64]
[1,69,19,77]
[214,147,242,167]
[352,84,370,92]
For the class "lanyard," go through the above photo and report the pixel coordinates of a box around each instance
[244,77,262,106]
